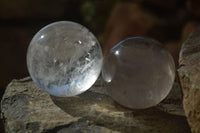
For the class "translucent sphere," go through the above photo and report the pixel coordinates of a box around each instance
[102,37,175,109]
[27,21,103,97]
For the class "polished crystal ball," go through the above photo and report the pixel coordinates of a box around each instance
[102,37,175,109]
[27,21,103,97]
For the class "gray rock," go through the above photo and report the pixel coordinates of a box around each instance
[1,77,190,133]
[178,26,200,133]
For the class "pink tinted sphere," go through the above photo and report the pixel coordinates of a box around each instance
[102,37,175,109]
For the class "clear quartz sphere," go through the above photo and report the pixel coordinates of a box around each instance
[102,37,175,109]
[27,21,103,97]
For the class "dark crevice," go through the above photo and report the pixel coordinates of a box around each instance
[42,123,73,133]
[177,64,186,70]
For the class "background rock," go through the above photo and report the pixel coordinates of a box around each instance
[103,2,186,67]
[103,3,158,55]
[1,77,190,133]
[0,0,74,19]
[178,27,200,133]
[141,0,182,12]
[181,21,198,42]
[186,0,200,18]
[164,41,182,67]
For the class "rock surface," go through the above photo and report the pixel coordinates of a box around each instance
[1,77,190,133]
[178,27,200,133]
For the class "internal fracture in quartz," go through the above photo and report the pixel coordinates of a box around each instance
[27,21,103,97]
[102,37,175,109]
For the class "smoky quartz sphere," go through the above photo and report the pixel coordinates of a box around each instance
[102,37,175,109]
[27,21,103,97]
